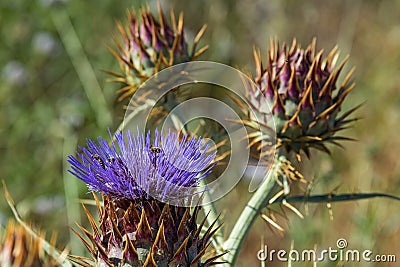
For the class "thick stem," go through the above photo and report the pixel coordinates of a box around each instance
[222,156,283,266]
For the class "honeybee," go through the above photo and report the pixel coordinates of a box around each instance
[149,146,162,167]
[92,153,106,169]
[150,146,162,153]
[108,157,115,164]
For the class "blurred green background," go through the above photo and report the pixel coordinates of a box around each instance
[1,0,400,266]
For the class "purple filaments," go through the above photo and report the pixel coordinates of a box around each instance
[68,130,216,201]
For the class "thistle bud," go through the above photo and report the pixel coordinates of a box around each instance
[248,38,358,158]
[110,4,208,101]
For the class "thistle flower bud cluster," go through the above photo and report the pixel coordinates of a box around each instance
[248,38,358,157]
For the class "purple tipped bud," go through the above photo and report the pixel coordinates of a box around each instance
[111,5,208,101]
[248,38,357,157]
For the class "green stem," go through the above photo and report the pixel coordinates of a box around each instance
[222,157,283,266]
[62,129,84,256]
[51,7,111,129]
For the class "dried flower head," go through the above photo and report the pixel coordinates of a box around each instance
[246,38,359,158]
[109,4,208,101]
[0,221,60,267]
[68,130,224,266]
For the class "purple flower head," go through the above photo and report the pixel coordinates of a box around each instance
[68,130,216,203]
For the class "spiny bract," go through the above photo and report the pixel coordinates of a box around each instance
[72,196,222,267]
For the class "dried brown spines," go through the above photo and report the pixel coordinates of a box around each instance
[0,221,60,267]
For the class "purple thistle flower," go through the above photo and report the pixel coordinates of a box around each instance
[68,130,216,203]
[69,131,225,266]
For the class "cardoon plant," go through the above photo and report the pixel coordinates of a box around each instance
[221,38,360,265]
[68,130,223,266]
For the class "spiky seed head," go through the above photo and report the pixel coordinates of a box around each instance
[247,38,359,158]
[109,4,208,101]
[68,130,224,266]
[0,221,60,267]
